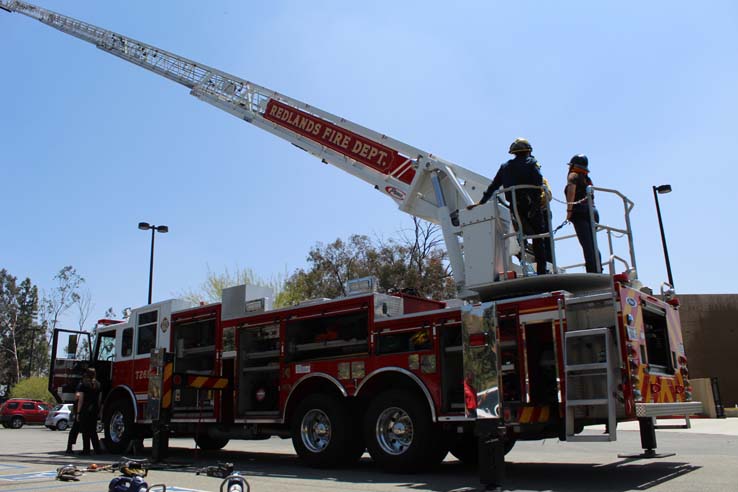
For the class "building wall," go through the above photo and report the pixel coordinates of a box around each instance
[678,294,738,408]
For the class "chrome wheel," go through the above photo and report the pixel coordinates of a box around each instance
[375,406,414,456]
[300,409,332,453]
[10,417,23,429]
[109,410,126,443]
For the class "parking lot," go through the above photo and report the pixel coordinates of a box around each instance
[0,420,736,491]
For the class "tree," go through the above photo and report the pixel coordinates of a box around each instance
[9,376,55,404]
[276,220,455,306]
[181,264,283,305]
[39,266,85,337]
[75,289,94,331]
[34,266,88,377]
[0,270,43,384]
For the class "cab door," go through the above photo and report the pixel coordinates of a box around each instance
[48,329,92,403]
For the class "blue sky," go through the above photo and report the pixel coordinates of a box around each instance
[2,1,737,329]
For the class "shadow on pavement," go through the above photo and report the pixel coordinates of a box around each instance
[0,447,700,492]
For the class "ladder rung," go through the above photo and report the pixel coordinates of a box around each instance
[565,292,614,306]
[565,363,608,372]
[566,434,614,443]
[567,398,609,406]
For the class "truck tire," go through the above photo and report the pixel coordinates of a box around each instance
[364,389,447,472]
[194,434,229,451]
[291,394,362,468]
[449,435,516,465]
[449,433,477,465]
[104,399,134,454]
[10,416,24,429]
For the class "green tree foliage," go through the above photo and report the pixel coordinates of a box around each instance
[181,265,284,305]
[9,376,55,404]
[276,219,455,306]
[0,270,45,384]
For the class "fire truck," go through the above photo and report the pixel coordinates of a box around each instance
[3,0,702,479]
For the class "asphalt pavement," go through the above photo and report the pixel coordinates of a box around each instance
[0,419,736,491]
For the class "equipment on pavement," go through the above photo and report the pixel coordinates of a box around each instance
[56,464,84,481]
[196,462,234,479]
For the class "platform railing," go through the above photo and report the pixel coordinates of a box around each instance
[493,185,637,279]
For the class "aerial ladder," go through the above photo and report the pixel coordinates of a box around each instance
[0,0,521,297]
[0,1,630,301]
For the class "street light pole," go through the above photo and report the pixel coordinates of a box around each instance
[652,185,674,288]
[138,222,169,304]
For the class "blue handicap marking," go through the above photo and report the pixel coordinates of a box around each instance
[0,463,27,470]
[0,470,56,481]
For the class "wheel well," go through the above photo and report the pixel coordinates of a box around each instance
[284,375,347,424]
[355,370,436,421]
[103,386,136,420]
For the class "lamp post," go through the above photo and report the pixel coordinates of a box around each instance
[652,185,674,288]
[138,222,169,304]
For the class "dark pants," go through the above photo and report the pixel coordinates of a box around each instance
[66,418,80,451]
[572,208,601,273]
[80,412,101,453]
[518,209,551,275]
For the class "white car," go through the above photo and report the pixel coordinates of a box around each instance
[45,403,73,431]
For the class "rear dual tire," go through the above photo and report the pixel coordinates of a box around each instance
[291,394,364,468]
[364,390,447,473]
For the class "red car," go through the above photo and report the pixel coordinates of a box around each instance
[0,399,51,429]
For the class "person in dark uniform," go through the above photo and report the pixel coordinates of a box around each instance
[472,138,551,275]
[565,154,601,273]
[76,368,102,455]
[65,396,80,454]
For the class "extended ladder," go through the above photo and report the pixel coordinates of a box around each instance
[0,0,496,292]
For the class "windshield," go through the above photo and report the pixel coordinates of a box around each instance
[96,330,117,361]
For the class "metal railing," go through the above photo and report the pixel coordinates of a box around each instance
[493,185,637,279]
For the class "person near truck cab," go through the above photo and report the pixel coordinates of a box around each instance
[65,400,80,454]
[564,154,601,273]
[471,138,551,275]
[76,368,102,455]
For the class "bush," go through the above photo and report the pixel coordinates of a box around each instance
[9,377,55,404]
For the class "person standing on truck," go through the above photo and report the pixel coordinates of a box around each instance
[471,138,551,275]
[564,154,601,273]
[76,368,102,455]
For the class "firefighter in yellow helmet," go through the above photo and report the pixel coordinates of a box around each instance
[472,138,552,275]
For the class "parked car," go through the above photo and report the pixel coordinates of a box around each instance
[45,403,73,431]
[0,398,51,429]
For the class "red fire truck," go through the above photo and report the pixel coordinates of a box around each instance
[49,273,699,472]
[3,0,702,479]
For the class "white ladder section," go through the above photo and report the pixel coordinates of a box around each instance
[564,327,617,442]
